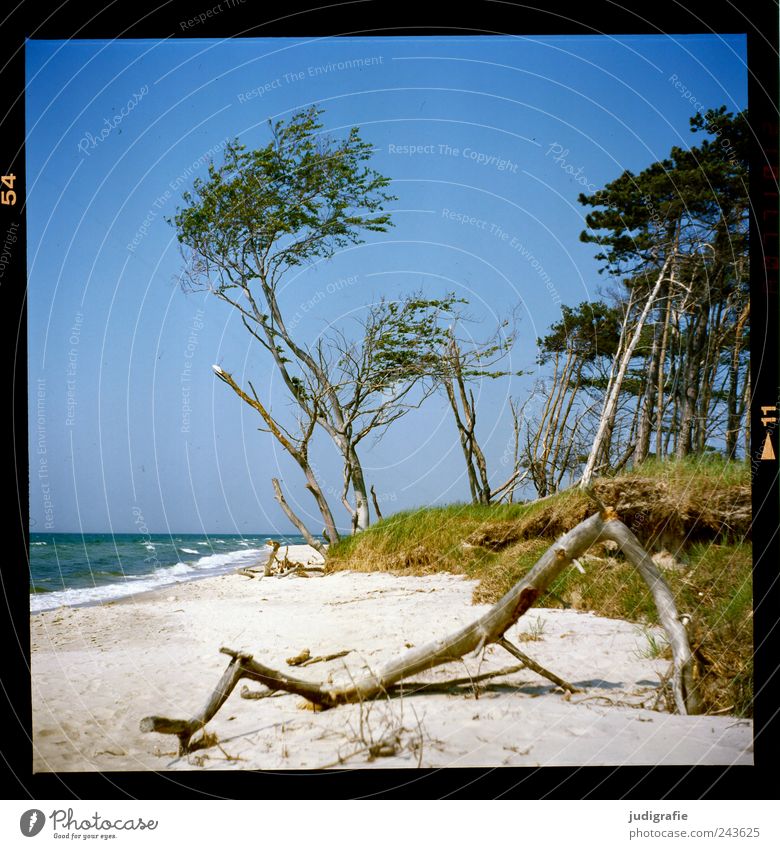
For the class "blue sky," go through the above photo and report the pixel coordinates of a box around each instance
[26,34,747,533]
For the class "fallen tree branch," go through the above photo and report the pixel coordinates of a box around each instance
[496,637,579,693]
[608,520,702,714]
[242,664,529,701]
[141,509,702,753]
[389,663,527,694]
[140,654,248,755]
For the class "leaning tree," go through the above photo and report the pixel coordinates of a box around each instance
[171,106,404,534]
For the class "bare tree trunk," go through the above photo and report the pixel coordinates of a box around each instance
[635,295,665,465]
[454,354,491,503]
[741,368,751,462]
[250,288,378,533]
[695,301,724,454]
[655,289,672,459]
[581,256,672,486]
[214,368,339,544]
[677,310,709,458]
[507,397,524,504]
[444,378,481,503]
[302,467,340,547]
[330,432,371,531]
[549,361,584,490]
[443,338,491,504]
[141,655,247,755]
[726,302,750,459]
[271,479,326,554]
[346,445,371,531]
[540,351,578,493]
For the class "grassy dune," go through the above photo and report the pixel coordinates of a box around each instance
[327,457,753,716]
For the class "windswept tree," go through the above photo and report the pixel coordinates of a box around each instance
[210,293,460,541]
[171,106,403,534]
[299,292,465,531]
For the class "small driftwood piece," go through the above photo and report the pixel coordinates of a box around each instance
[298,649,352,667]
[266,539,325,579]
[278,563,324,578]
[141,509,701,753]
[286,648,312,666]
[264,540,281,577]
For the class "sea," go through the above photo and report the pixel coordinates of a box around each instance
[28,532,309,613]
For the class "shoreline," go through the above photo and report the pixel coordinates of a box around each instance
[29,543,322,615]
[31,548,752,771]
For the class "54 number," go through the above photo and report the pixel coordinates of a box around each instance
[1,174,16,205]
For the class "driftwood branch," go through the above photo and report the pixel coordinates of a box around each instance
[389,663,527,694]
[287,649,352,667]
[264,540,281,576]
[241,664,531,701]
[603,518,702,714]
[140,654,248,755]
[141,510,702,753]
[496,637,578,693]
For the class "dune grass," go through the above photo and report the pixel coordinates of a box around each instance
[326,457,752,716]
[326,487,590,576]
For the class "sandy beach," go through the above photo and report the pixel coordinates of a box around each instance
[31,545,752,772]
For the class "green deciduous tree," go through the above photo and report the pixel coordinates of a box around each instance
[172,106,399,534]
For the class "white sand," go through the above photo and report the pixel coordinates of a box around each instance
[31,546,752,771]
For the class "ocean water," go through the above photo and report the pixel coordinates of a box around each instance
[29,532,308,613]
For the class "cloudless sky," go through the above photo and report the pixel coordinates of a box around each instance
[26,33,747,533]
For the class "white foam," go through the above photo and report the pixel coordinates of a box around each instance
[31,541,48,546]
[30,546,268,613]
[180,548,199,554]
[191,548,263,569]
[159,562,194,577]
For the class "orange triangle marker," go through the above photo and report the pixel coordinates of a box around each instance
[761,433,776,461]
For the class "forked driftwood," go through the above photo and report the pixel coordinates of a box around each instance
[141,509,702,754]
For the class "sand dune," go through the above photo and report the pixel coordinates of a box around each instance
[31,547,752,772]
